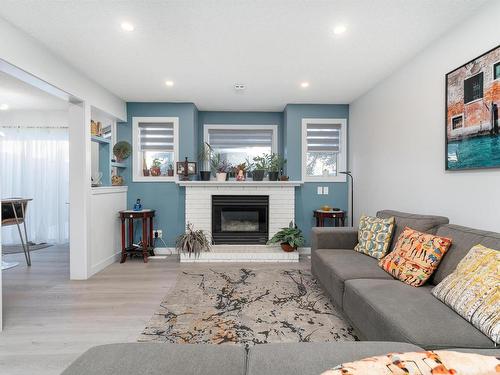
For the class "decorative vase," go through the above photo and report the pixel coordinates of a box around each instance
[236,169,245,181]
[268,171,279,181]
[150,167,161,176]
[216,172,227,182]
[143,169,150,177]
[167,169,174,176]
[252,170,265,181]
[280,175,289,181]
[281,243,296,252]
[200,171,211,181]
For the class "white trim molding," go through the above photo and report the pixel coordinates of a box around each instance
[301,118,347,182]
[132,116,179,182]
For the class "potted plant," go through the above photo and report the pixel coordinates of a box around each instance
[252,155,268,181]
[167,164,174,176]
[245,157,255,179]
[210,153,231,181]
[198,142,213,181]
[113,141,132,162]
[234,162,247,181]
[175,223,212,258]
[267,153,286,181]
[267,221,305,252]
[150,158,162,176]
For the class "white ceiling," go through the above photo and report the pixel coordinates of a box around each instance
[0,71,68,111]
[0,0,490,111]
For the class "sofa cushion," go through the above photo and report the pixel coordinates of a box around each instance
[355,215,395,259]
[312,249,393,307]
[378,227,452,287]
[433,224,500,284]
[246,342,423,375]
[343,279,495,349]
[432,244,500,343]
[61,343,247,375]
[376,210,449,252]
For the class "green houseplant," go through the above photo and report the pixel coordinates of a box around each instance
[198,142,213,181]
[267,221,305,252]
[113,141,132,162]
[252,155,268,181]
[150,158,162,176]
[210,153,232,181]
[267,153,286,181]
[175,223,212,257]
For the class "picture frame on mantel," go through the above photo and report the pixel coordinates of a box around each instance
[445,44,500,170]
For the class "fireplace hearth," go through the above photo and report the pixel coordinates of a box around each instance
[212,195,269,245]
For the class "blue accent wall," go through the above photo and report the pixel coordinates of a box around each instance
[284,104,350,244]
[118,103,348,247]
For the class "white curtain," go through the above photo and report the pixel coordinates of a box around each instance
[0,127,69,244]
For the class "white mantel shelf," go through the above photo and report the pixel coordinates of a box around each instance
[177,180,303,187]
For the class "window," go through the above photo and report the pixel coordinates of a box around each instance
[464,72,483,104]
[302,118,347,182]
[132,117,179,182]
[494,62,500,81]
[204,125,278,166]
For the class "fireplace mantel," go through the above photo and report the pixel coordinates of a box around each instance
[177,180,303,187]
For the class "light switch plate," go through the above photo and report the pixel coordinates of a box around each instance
[323,186,329,194]
[317,186,323,195]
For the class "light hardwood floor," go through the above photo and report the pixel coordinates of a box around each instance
[0,245,310,374]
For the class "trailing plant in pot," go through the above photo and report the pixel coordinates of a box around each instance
[267,153,286,181]
[252,155,268,181]
[267,221,305,252]
[150,158,162,176]
[113,141,132,162]
[167,164,174,176]
[175,223,212,258]
[198,142,213,181]
[210,153,232,181]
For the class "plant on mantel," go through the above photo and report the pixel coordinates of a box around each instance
[252,155,269,181]
[267,221,305,252]
[210,153,232,181]
[267,153,286,181]
[198,142,213,181]
[175,223,212,258]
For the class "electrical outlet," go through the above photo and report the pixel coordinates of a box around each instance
[317,186,323,195]
[154,229,163,239]
[323,186,329,194]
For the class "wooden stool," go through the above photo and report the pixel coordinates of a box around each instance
[119,209,155,263]
[313,210,346,227]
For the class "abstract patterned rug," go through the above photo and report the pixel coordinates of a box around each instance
[139,267,358,345]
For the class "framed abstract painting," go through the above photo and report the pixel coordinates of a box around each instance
[445,45,500,170]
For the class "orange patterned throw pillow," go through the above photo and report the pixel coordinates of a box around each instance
[378,227,452,287]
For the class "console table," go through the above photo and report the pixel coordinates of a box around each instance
[119,209,155,263]
[313,210,346,227]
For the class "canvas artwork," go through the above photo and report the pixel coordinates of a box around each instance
[446,45,500,170]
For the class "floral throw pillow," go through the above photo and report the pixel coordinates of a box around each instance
[378,227,452,287]
[432,244,500,344]
[321,350,500,375]
[354,215,395,259]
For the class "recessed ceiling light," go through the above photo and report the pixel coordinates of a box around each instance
[300,82,310,88]
[0,104,9,110]
[165,80,174,87]
[333,24,347,35]
[121,22,135,32]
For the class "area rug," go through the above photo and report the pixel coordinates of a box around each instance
[2,242,52,254]
[139,267,358,345]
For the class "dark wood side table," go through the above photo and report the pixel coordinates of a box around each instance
[119,209,155,263]
[314,210,346,227]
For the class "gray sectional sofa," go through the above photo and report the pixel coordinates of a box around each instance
[62,209,499,374]
[312,210,500,351]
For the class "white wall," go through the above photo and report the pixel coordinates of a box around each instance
[350,0,500,232]
[0,109,68,127]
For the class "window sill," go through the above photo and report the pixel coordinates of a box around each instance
[133,176,176,183]
[304,176,346,183]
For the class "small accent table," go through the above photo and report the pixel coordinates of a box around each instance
[119,209,155,263]
[2,198,33,266]
[314,210,346,227]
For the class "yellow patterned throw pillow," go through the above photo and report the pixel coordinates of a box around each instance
[379,227,452,287]
[321,350,500,375]
[432,244,500,344]
[354,215,395,259]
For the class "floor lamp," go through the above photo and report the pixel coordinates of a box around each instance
[339,171,354,227]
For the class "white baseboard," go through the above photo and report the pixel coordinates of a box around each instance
[153,247,176,255]
[89,251,121,277]
[298,247,311,255]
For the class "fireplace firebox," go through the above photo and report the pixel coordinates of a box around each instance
[212,195,269,244]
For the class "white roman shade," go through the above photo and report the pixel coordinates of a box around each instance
[139,122,174,151]
[306,122,341,152]
[207,128,274,150]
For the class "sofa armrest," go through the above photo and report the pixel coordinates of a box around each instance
[311,227,359,252]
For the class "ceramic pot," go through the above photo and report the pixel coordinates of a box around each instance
[268,171,279,181]
[281,243,296,252]
[216,172,227,182]
[150,167,161,176]
[252,170,265,181]
[167,170,174,176]
[200,171,211,181]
